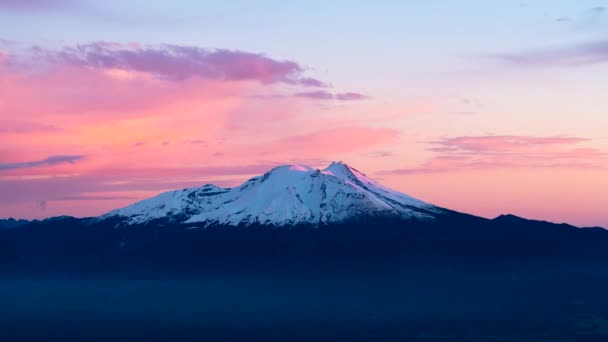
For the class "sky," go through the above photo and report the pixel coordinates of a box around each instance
[0,0,607,227]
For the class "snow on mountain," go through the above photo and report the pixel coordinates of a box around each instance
[101,161,442,227]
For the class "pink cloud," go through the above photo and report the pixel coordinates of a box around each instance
[0,64,246,120]
[0,121,59,133]
[0,0,68,11]
[294,90,369,101]
[0,42,357,130]
[0,50,10,63]
[294,90,334,100]
[335,92,370,101]
[296,77,329,87]
[0,155,85,170]
[0,125,398,201]
[270,127,399,156]
[0,163,286,206]
[429,136,589,154]
[490,39,608,68]
[382,135,607,174]
[33,42,327,86]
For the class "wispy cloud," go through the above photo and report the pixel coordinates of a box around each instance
[491,39,608,68]
[294,90,369,101]
[294,90,333,100]
[0,50,10,63]
[0,1,166,25]
[0,121,59,133]
[55,195,137,201]
[0,163,283,204]
[428,136,588,154]
[273,127,398,156]
[32,42,327,86]
[335,92,370,101]
[0,40,372,122]
[0,0,69,11]
[381,135,606,174]
[0,38,18,46]
[0,155,85,170]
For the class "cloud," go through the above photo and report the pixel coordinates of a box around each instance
[0,39,17,46]
[0,50,10,63]
[0,41,347,121]
[0,163,283,204]
[0,121,59,133]
[335,92,369,101]
[0,1,159,24]
[0,61,245,119]
[0,0,69,11]
[0,40,371,126]
[553,5,607,31]
[294,90,334,100]
[491,39,608,68]
[428,136,588,154]
[294,90,369,101]
[0,155,85,170]
[0,121,391,188]
[34,42,327,86]
[272,127,398,156]
[55,195,137,201]
[381,135,606,174]
[297,77,329,87]
[187,139,207,145]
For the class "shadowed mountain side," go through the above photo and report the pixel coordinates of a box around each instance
[0,212,606,274]
[0,218,32,229]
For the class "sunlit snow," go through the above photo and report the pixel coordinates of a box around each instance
[102,162,440,226]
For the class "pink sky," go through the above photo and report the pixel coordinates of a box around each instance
[1,3,608,227]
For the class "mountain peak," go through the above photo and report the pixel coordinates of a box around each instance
[103,161,442,227]
[493,214,527,222]
[325,160,352,170]
[323,160,359,178]
[327,160,348,167]
[268,164,313,173]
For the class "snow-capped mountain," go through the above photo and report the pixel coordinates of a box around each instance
[102,161,443,227]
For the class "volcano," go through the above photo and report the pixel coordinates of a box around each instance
[101,161,445,227]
